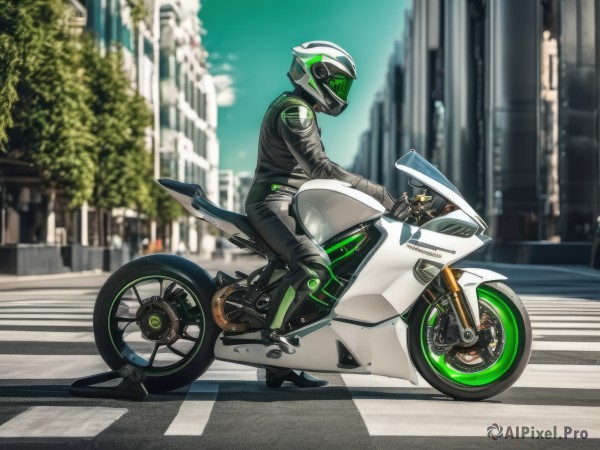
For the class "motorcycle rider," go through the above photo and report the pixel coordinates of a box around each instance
[245,41,402,388]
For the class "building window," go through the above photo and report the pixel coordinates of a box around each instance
[159,51,174,80]
[200,92,206,119]
[199,130,206,158]
[160,106,176,130]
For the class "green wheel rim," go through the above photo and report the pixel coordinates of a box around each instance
[420,286,519,387]
[107,276,206,375]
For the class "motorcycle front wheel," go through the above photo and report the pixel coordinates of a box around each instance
[408,281,532,401]
[93,255,220,393]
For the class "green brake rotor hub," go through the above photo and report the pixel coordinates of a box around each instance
[147,313,163,330]
[420,286,519,386]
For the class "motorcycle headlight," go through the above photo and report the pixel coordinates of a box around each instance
[413,259,444,285]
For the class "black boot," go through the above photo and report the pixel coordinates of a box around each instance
[265,368,328,388]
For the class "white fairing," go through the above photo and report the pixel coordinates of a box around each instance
[214,316,419,384]
[294,179,385,244]
[333,216,486,323]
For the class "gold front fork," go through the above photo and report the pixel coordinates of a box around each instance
[441,267,477,342]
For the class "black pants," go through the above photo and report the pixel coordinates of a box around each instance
[246,183,329,329]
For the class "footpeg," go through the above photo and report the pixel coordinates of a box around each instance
[262,330,299,354]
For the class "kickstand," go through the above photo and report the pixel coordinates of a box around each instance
[69,365,148,401]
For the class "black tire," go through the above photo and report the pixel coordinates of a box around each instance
[408,281,532,401]
[93,254,220,393]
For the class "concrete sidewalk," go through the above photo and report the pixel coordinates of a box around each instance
[0,269,105,285]
[0,255,265,291]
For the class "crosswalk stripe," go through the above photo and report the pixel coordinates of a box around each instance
[520,364,600,389]
[533,322,600,329]
[0,308,94,313]
[0,297,94,301]
[533,329,600,337]
[0,314,92,319]
[523,303,600,308]
[0,330,95,342]
[522,295,600,300]
[0,355,108,379]
[164,383,219,436]
[530,316,600,321]
[0,406,127,438]
[0,303,94,309]
[532,341,598,351]
[525,303,600,306]
[0,289,97,296]
[0,320,91,327]
[526,308,600,313]
[164,361,258,436]
[342,399,600,437]
[198,360,261,382]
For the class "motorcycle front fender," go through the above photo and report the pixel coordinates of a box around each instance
[455,268,508,328]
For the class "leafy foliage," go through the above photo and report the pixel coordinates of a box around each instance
[4,0,96,206]
[82,38,153,212]
[0,1,28,149]
[125,0,147,27]
[1,0,157,212]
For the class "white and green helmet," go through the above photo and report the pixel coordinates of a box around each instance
[288,41,357,116]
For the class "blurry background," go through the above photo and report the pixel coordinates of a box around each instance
[0,0,599,275]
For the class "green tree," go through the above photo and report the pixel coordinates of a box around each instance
[4,0,96,206]
[82,38,154,242]
[0,1,29,149]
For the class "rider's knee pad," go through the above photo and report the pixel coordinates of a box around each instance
[294,260,329,295]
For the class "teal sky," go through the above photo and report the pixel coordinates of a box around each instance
[201,0,410,174]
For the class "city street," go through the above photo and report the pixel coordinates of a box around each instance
[0,258,598,448]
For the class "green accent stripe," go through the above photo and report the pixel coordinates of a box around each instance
[320,288,338,301]
[270,286,295,329]
[304,54,322,67]
[325,232,366,254]
[329,237,367,266]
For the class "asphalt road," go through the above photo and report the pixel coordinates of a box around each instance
[0,258,598,449]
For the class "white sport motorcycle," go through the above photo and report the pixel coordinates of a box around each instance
[93,151,532,400]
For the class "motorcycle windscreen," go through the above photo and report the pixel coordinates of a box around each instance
[395,150,487,230]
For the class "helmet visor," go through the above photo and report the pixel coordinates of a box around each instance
[290,58,306,81]
[328,75,353,101]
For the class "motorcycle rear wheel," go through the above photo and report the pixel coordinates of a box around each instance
[408,281,532,401]
[93,255,220,393]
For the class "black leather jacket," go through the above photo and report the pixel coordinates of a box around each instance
[247,89,395,210]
